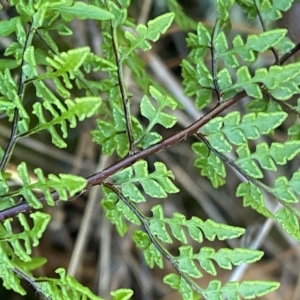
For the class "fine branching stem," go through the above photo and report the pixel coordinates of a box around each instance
[110,24,135,155]
[12,268,51,300]
[195,133,287,211]
[0,24,35,171]
[262,89,300,118]
[0,90,247,221]
[1,1,298,299]
[211,19,222,102]
[280,42,300,64]
[254,0,280,64]
[195,133,251,181]
[103,182,204,296]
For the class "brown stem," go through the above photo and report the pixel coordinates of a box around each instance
[0,90,246,221]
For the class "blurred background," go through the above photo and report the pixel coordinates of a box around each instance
[0,0,300,299]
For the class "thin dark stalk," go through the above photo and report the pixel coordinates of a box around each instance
[104,182,204,296]
[110,25,135,155]
[254,0,280,64]
[210,19,222,102]
[12,268,52,300]
[0,90,247,221]
[0,24,35,171]
[262,89,300,117]
[280,42,300,65]
[195,133,299,215]
[0,109,19,171]
[195,133,251,181]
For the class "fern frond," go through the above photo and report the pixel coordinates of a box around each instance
[102,186,140,236]
[138,86,177,147]
[236,182,273,217]
[132,230,163,269]
[123,12,175,59]
[33,268,104,300]
[149,205,245,245]
[5,162,87,208]
[217,29,287,67]
[166,0,197,30]
[271,171,300,203]
[92,102,131,157]
[192,142,226,188]
[275,207,300,240]
[0,69,29,132]
[26,96,101,148]
[1,212,50,261]
[49,1,114,22]
[202,279,280,300]
[164,274,280,300]
[201,111,287,151]
[236,141,300,178]
[0,212,49,295]
[112,160,179,201]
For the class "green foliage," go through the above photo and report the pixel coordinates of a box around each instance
[0,212,49,295]
[2,0,300,299]
[164,274,280,300]
[31,95,102,147]
[201,111,287,150]
[192,142,226,188]
[2,162,87,209]
[123,12,175,59]
[112,160,179,201]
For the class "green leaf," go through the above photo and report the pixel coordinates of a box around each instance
[112,161,178,201]
[203,111,287,147]
[165,213,187,243]
[218,29,286,68]
[246,29,286,52]
[272,176,299,203]
[186,217,245,242]
[164,274,195,300]
[236,141,300,178]
[202,280,279,300]
[217,68,232,90]
[36,268,105,300]
[31,96,101,148]
[149,205,172,243]
[176,246,202,278]
[138,86,177,147]
[166,0,197,30]
[196,22,211,47]
[10,162,87,208]
[111,289,134,300]
[132,230,151,250]
[238,281,280,298]
[117,201,140,225]
[192,142,226,188]
[53,2,114,21]
[1,212,50,262]
[236,182,273,217]
[0,59,19,70]
[46,47,91,79]
[0,17,21,36]
[102,193,129,237]
[124,12,175,58]
[217,0,235,29]
[143,243,163,268]
[269,141,300,164]
[275,207,300,240]
[194,247,263,275]
[141,86,177,128]
[236,66,262,98]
